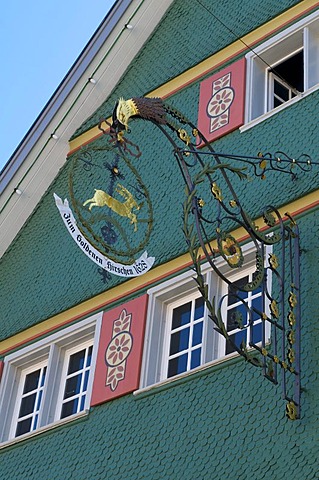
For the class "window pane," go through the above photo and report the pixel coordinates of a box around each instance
[86,346,93,367]
[83,370,90,392]
[226,330,247,355]
[194,297,204,320]
[33,414,39,430]
[191,348,201,369]
[80,395,86,411]
[252,322,262,344]
[40,367,47,387]
[228,277,248,305]
[273,50,304,92]
[36,390,43,411]
[64,374,82,399]
[16,417,32,437]
[19,393,36,417]
[227,303,247,331]
[192,321,203,347]
[252,295,263,320]
[68,349,86,374]
[274,80,290,102]
[170,328,190,355]
[60,398,79,419]
[172,302,191,329]
[60,344,93,420]
[23,370,40,394]
[168,353,188,377]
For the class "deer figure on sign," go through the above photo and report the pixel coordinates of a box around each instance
[83,184,141,232]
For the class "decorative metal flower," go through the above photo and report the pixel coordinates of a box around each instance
[219,234,244,268]
[288,292,297,308]
[281,362,288,370]
[287,348,295,364]
[286,401,298,420]
[288,311,296,326]
[104,159,125,181]
[269,253,279,270]
[287,330,295,345]
[270,299,279,319]
[211,182,223,201]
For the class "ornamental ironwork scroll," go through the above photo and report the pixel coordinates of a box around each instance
[106,96,313,420]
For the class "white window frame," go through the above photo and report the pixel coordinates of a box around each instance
[140,265,216,388]
[161,291,207,380]
[9,359,48,439]
[242,10,319,130]
[54,339,94,421]
[140,243,272,389]
[217,262,271,358]
[0,313,102,444]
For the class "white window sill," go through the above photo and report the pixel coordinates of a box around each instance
[240,83,319,133]
[134,351,240,397]
[0,410,89,450]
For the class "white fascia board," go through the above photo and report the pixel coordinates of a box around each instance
[0,0,174,258]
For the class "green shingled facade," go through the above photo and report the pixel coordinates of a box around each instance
[1,63,319,341]
[1,264,318,479]
[1,0,319,478]
[73,0,302,138]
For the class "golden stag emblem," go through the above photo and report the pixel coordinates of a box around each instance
[83,184,141,232]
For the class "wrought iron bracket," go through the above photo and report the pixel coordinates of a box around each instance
[106,96,308,419]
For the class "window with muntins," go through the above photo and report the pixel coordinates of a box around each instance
[0,314,102,443]
[245,11,319,123]
[58,343,93,420]
[165,294,205,378]
[224,272,263,355]
[268,49,303,109]
[140,244,272,388]
[14,362,47,437]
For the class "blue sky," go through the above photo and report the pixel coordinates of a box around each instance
[1,1,115,172]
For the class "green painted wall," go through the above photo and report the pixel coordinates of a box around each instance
[1,208,318,479]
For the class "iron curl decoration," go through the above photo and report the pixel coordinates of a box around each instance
[68,122,154,266]
[110,96,305,419]
[177,149,316,180]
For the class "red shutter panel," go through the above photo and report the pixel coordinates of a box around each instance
[197,57,246,143]
[0,361,3,384]
[91,294,148,405]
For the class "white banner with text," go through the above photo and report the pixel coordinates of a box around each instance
[54,194,155,277]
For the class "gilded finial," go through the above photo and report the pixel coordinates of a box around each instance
[116,98,139,129]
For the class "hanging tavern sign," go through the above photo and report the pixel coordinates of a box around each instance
[54,121,155,278]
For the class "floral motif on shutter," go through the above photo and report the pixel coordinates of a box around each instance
[105,308,133,391]
[197,58,246,143]
[91,294,148,405]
